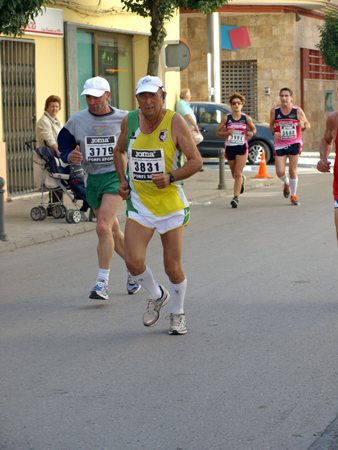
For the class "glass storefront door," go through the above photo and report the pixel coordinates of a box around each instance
[77,30,94,111]
[77,29,133,112]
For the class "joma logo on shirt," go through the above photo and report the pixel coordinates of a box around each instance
[90,137,110,144]
[134,151,156,158]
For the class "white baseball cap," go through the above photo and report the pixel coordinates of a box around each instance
[136,76,163,95]
[81,77,110,97]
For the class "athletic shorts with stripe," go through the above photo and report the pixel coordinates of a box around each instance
[127,207,190,234]
[86,171,120,210]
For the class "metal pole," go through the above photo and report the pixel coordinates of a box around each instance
[218,148,226,190]
[211,12,221,103]
[0,177,8,241]
[207,14,213,102]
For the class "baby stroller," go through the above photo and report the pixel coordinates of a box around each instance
[28,141,91,223]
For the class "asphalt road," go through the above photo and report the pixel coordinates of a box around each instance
[1,171,338,450]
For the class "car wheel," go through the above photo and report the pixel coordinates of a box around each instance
[248,141,271,165]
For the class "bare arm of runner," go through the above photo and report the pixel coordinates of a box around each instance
[152,113,203,190]
[216,116,233,137]
[297,108,311,132]
[114,116,130,199]
[269,107,281,141]
[317,111,338,173]
[246,115,257,139]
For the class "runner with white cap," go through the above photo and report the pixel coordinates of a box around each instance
[114,76,203,335]
[58,76,140,300]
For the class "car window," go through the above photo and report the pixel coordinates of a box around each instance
[197,106,226,124]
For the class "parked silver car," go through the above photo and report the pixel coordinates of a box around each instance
[190,102,275,164]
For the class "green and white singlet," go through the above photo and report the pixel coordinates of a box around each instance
[125,109,189,217]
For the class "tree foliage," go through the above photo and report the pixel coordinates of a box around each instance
[0,0,54,37]
[121,0,228,75]
[317,11,338,71]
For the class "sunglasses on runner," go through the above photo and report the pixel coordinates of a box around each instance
[232,101,242,105]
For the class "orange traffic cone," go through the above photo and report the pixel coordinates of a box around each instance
[255,151,271,178]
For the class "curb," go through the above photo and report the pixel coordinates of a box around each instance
[0,222,98,253]
[0,175,281,253]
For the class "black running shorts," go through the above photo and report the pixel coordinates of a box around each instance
[225,144,248,161]
[275,143,301,157]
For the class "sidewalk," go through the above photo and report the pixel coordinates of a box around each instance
[2,150,323,253]
[0,166,282,254]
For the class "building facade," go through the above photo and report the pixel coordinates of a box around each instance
[0,0,180,199]
[180,0,338,153]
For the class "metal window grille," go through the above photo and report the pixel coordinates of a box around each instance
[307,49,337,80]
[1,39,36,196]
[221,60,258,120]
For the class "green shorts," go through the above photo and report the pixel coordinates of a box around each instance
[86,171,120,210]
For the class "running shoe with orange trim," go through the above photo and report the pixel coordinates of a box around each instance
[283,183,290,198]
[290,195,300,206]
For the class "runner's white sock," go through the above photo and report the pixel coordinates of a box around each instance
[279,174,289,185]
[170,277,187,315]
[97,268,110,284]
[290,177,298,196]
[133,265,161,299]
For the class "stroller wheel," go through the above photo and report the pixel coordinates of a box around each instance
[30,207,42,221]
[65,209,74,223]
[88,208,96,222]
[52,205,63,219]
[61,205,67,218]
[38,206,47,220]
[72,210,82,224]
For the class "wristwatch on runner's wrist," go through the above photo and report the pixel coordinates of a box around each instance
[168,172,175,184]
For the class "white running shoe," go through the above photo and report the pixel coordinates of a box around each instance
[89,279,108,300]
[143,286,170,327]
[240,175,246,194]
[126,270,141,295]
[167,313,188,335]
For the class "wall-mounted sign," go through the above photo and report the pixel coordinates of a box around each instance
[165,39,192,71]
[221,25,251,51]
[24,8,63,38]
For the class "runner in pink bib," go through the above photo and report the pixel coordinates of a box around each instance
[269,87,310,206]
[216,92,256,208]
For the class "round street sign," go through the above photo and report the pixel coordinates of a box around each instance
[165,39,192,71]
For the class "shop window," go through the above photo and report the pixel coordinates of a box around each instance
[77,30,94,111]
[76,29,133,111]
[325,90,334,112]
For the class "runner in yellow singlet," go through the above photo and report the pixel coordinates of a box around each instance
[114,76,203,335]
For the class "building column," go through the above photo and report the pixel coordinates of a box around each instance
[207,12,221,103]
